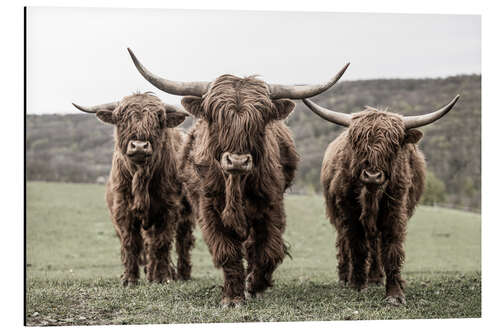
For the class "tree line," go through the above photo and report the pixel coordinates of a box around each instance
[26,74,481,210]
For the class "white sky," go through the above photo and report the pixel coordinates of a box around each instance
[26,7,480,114]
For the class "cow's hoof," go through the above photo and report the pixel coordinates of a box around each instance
[221,297,245,308]
[244,290,264,299]
[150,269,176,284]
[177,273,191,281]
[148,278,171,284]
[339,279,349,287]
[122,278,138,287]
[350,282,368,292]
[385,295,406,306]
[368,278,384,286]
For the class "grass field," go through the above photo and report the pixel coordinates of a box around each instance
[26,181,481,325]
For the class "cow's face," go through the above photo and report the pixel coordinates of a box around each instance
[302,95,459,186]
[348,110,423,186]
[181,75,295,174]
[96,94,187,165]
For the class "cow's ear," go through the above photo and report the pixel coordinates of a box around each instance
[404,129,423,144]
[181,96,204,119]
[165,112,188,128]
[96,110,116,124]
[271,99,295,121]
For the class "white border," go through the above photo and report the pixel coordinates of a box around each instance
[2,0,497,332]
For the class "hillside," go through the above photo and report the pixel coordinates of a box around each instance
[26,75,481,209]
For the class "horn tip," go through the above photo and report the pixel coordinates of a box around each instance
[72,103,90,113]
[127,48,138,62]
[330,62,350,85]
[450,94,460,106]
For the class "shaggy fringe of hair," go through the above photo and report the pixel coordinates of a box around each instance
[349,110,405,177]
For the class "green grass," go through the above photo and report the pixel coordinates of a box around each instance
[26,181,481,325]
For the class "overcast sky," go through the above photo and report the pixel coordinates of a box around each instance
[27,7,480,114]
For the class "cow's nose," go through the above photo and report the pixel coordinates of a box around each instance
[221,152,253,173]
[127,140,152,155]
[360,169,385,184]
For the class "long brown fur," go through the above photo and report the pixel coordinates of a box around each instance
[321,108,425,304]
[99,93,195,286]
[179,75,299,306]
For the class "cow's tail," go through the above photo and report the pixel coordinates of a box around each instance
[175,194,196,280]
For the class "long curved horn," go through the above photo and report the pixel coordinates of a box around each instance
[127,48,210,97]
[403,95,460,129]
[72,102,118,114]
[269,63,350,100]
[302,99,351,127]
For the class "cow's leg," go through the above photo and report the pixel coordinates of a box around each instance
[109,191,142,285]
[367,234,384,285]
[143,216,176,283]
[175,196,195,280]
[380,223,407,305]
[116,212,143,287]
[220,253,245,307]
[346,222,369,291]
[140,240,148,275]
[245,206,286,298]
[243,228,256,287]
[200,215,245,307]
[335,225,350,286]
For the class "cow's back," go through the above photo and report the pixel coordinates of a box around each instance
[170,127,187,156]
[268,121,299,190]
[104,156,125,238]
[405,144,426,218]
[321,131,349,199]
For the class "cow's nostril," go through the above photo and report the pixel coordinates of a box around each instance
[131,142,136,149]
[361,169,384,184]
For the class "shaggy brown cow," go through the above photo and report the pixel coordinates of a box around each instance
[127,48,349,306]
[73,92,195,286]
[302,95,460,305]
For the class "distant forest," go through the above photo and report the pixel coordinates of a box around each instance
[26,75,481,210]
